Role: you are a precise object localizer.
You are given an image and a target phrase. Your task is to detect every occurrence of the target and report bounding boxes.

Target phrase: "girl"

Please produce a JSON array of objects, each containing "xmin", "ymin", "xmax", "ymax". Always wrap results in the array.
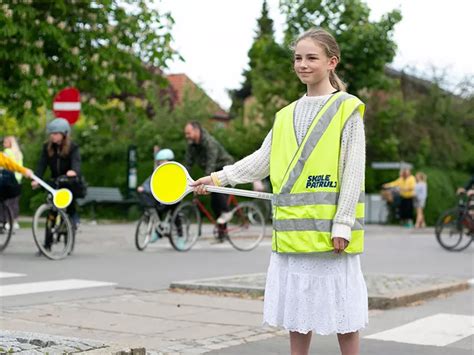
[
  {"xmin": 192, "ymin": 28, "xmax": 367, "ymax": 355},
  {"xmin": 3, "ymin": 136, "xmax": 25, "ymax": 229},
  {"xmin": 414, "ymin": 172, "xmax": 428, "ymax": 228}
]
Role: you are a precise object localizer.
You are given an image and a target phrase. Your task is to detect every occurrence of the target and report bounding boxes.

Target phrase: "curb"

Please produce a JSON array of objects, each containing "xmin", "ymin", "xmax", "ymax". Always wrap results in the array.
[
  {"xmin": 170, "ymin": 274, "xmax": 471, "ymax": 310},
  {"xmin": 368, "ymin": 280, "xmax": 470, "ymax": 309}
]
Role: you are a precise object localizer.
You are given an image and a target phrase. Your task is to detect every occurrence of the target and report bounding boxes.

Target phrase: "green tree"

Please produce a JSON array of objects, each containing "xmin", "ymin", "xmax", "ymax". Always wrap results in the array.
[
  {"xmin": 0, "ymin": 0, "xmax": 177, "ymax": 122},
  {"xmin": 229, "ymin": 0, "xmax": 289, "ymax": 125}
]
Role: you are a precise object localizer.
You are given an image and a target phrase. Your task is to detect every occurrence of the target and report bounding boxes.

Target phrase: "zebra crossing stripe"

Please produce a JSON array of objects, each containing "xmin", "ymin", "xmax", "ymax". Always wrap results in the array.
[
  {"xmin": 365, "ymin": 313, "xmax": 474, "ymax": 346},
  {"xmin": 0, "ymin": 272, "xmax": 26, "ymax": 279},
  {"xmin": 0, "ymin": 279, "xmax": 116, "ymax": 297}
]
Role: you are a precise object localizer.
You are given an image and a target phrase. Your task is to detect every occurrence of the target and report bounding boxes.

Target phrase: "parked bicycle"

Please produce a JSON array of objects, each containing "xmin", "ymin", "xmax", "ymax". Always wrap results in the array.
[
  {"xmin": 435, "ymin": 191, "xmax": 474, "ymax": 251},
  {"xmin": 0, "ymin": 198, "xmax": 13, "ymax": 252},
  {"xmin": 32, "ymin": 176, "xmax": 76, "ymax": 260},
  {"xmin": 170, "ymin": 195, "xmax": 266, "ymax": 252},
  {"xmin": 135, "ymin": 192, "xmax": 182, "ymax": 251}
]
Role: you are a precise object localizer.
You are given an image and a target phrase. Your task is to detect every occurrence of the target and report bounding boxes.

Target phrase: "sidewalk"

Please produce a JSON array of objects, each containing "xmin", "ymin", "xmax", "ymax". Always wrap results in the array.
[
  {"xmin": 1, "ymin": 273, "xmax": 469, "ymax": 354},
  {"xmin": 1, "ymin": 289, "xmax": 283, "ymax": 354}
]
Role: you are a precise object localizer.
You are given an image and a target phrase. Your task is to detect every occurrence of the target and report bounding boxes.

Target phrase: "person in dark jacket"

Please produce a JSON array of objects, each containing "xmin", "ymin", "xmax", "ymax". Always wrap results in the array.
[
  {"xmin": 32, "ymin": 118, "xmax": 82, "ymax": 241},
  {"xmin": 184, "ymin": 121, "xmax": 234, "ymax": 242}
]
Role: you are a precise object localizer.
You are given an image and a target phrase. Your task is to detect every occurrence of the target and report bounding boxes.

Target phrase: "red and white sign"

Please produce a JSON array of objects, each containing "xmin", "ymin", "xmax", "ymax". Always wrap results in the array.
[{"xmin": 53, "ymin": 87, "xmax": 81, "ymax": 125}]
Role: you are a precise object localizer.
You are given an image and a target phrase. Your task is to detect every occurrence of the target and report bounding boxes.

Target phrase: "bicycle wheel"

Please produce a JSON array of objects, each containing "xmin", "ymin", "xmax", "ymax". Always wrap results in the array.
[
  {"xmin": 227, "ymin": 202, "xmax": 266, "ymax": 251},
  {"xmin": 435, "ymin": 208, "xmax": 463, "ymax": 250},
  {"xmin": 170, "ymin": 202, "xmax": 201, "ymax": 252},
  {"xmin": 135, "ymin": 212, "xmax": 154, "ymax": 251},
  {"xmin": 450, "ymin": 220, "xmax": 473, "ymax": 251},
  {"xmin": 0, "ymin": 202, "xmax": 13, "ymax": 252},
  {"xmin": 32, "ymin": 204, "xmax": 74, "ymax": 260}
]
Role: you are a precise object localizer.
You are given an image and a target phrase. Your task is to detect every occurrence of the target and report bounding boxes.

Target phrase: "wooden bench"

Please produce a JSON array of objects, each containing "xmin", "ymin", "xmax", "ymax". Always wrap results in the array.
[{"xmin": 77, "ymin": 187, "xmax": 137, "ymax": 221}]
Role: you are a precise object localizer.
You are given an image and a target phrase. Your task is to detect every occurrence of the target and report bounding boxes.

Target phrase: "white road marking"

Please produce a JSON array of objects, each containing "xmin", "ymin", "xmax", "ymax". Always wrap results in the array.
[
  {"xmin": 0, "ymin": 279, "xmax": 116, "ymax": 297},
  {"xmin": 365, "ymin": 313, "xmax": 474, "ymax": 346},
  {"xmin": 0, "ymin": 272, "xmax": 26, "ymax": 279}
]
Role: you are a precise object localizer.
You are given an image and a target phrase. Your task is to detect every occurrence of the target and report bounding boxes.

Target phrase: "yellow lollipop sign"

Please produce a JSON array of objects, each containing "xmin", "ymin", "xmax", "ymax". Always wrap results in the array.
[
  {"xmin": 53, "ymin": 188, "xmax": 74, "ymax": 209},
  {"xmin": 31, "ymin": 174, "xmax": 73, "ymax": 209},
  {"xmin": 150, "ymin": 162, "xmax": 273, "ymax": 205},
  {"xmin": 150, "ymin": 162, "xmax": 192, "ymax": 204}
]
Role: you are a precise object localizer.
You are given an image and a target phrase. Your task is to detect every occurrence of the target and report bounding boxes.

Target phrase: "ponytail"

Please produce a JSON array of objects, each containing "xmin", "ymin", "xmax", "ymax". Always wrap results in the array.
[{"xmin": 329, "ymin": 71, "xmax": 346, "ymax": 92}]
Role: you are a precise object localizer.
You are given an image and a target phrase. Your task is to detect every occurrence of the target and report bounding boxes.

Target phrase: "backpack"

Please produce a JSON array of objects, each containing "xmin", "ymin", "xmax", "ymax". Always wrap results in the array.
[{"xmin": 0, "ymin": 169, "xmax": 21, "ymax": 199}]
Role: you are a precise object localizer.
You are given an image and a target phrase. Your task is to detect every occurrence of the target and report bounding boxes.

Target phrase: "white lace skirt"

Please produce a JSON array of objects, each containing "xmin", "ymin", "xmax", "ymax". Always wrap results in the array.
[{"xmin": 263, "ymin": 251, "xmax": 368, "ymax": 335}]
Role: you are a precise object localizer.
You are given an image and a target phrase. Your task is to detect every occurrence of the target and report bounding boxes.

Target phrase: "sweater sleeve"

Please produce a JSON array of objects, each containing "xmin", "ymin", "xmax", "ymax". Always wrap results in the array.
[
  {"xmin": 385, "ymin": 178, "xmax": 401, "ymax": 188},
  {"xmin": 0, "ymin": 153, "xmax": 28, "ymax": 175},
  {"xmin": 215, "ymin": 129, "xmax": 272, "ymax": 186},
  {"xmin": 331, "ymin": 110, "xmax": 366, "ymax": 242}
]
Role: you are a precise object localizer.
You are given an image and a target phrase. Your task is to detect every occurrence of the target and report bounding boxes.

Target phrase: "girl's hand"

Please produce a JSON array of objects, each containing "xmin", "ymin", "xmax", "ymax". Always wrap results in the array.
[
  {"xmin": 333, "ymin": 237, "xmax": 348, "ymax": 254},
  {"xmin": 190, "ymin": 176, "xmax": 213, "ymax": 195},
  {"xmin": 66, "ymin": 170, "xmax": 77, "ymax": 177}
]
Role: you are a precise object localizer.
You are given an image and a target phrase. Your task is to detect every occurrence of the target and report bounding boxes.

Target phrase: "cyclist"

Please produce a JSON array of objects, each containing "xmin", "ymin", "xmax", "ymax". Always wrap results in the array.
[
  {"xmin": 457, "ymin": 175, "xmax": 474, "ymax": 218},
  {"xmin": 31, "ymin": 118, "xmax": 83, "ymax": 254},
  {"xmin": 137, "ymin": 148, "xmax": 181, "ymax": 241},
  {"xmin": 457, "ymin": 175, "xmax": 474, "ymax": 196},
  {"xmin": 184, "ymin": 121, "xmax": 234, "ymax": 242}
]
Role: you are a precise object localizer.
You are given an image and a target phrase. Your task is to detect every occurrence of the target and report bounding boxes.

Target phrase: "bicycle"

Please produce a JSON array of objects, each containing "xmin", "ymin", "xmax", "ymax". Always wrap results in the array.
[
  {"xmin": 135, "ymin": 192, "xmax": 182, "ymax": 251},
  {"xmin": 32, "ymin": 176, "xmax": 75, "ymax": 260},
  {"xmin": 170, "ymin": 194, "xmax": 266, "ymax": 252},
  {"xmin": 435, "ymin": 192, "xmax": 474, "ymax": 251},
  {"xmin": 0, "ymin": 198, "xmax": 13, "ymax": 252}
]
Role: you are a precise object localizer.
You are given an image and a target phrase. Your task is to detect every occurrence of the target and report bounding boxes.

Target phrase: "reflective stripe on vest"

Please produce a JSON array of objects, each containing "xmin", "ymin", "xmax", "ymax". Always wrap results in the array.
[{"xmin": 270, "ymin": 92, "xmax": 365, "ymax": 254}]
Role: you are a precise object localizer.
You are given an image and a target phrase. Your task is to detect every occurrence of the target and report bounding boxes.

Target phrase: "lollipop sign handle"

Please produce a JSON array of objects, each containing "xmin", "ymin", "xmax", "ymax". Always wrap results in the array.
[
  {"xmin": 31, "ymin": 174, "xmax": 56, "ymax": 194},
  {"xmin": 204, "ymin": 185, "xmax": 273, "ymax": 201},
  {"xmin": 31, "ymin": 174, "xmax": 73, "ymax": 209}
]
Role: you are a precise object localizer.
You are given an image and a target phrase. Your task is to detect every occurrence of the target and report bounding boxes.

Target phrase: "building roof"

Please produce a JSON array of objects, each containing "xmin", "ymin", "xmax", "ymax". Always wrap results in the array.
[{"xmin": 167, "ymin": 73, "xmax": 230, "ymax": 120}]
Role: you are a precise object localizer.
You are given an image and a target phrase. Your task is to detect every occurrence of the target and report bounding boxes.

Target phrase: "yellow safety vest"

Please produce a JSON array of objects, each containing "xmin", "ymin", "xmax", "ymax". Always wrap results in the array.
[{"xmin": 270, "ymin": 92, "xmax": 365, "ymax": 254}]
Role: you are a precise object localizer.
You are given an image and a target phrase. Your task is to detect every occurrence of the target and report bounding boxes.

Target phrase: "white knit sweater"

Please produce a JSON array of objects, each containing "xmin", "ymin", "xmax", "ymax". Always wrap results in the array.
[{"xmin": 215, "ymin": 94, "xmax": 366, "ymax": 241}]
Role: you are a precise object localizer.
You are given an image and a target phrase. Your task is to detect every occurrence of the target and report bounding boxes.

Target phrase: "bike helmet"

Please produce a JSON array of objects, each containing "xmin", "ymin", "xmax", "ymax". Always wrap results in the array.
[
  {"xmin": 47, "ymin": 118, "xmax": 71, "ymax": 135},
  {"xmin": 155, "ymin": 148, "xmax": 174, "ymax": 161}
]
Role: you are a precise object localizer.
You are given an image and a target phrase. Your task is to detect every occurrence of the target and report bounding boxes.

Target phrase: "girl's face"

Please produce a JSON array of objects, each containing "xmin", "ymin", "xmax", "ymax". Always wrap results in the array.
[
  {"xmin": 50, "ymin": 132, "xmax": 64, "ymax": 144},
  {"xmin": 294, "ymin": 38, "xmax": 337, "ymax": 86},
  {"xmin": 3, "ymin": 138, "xmax": 10, "ymax": 149}
]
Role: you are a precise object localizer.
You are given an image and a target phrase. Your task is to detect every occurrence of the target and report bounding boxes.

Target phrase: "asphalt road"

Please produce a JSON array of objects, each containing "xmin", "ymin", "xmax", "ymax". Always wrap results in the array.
[{"xmin": 1, "ymin": 222, "xmax": 472, "ymax": 354}]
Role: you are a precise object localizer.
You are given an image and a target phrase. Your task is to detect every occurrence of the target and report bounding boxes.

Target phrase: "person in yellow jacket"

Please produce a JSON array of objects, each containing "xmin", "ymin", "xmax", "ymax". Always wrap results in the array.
[
  {"xmin": 0, "ymin": 152, "xmax": 32, "ymax": 179},
  {"xmin": 3, "ymin": 136, "xmax": 26, "ymax": 229},
  {"xmin": 383, "ymin": 167, "xmax": 416, "ymax": 227},
  {"xmin": 0, "ymin": 152, "xmax": 32, "ymax": 230},
  {"xmin": 192, "ymin": 28, "xmax": 367, "ymax": 355}
]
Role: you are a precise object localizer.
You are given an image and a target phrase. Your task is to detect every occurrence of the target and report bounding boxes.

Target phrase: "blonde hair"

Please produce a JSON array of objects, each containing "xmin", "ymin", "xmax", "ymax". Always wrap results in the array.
[
  {"xmin": 416, "ymin": 172, "xmax": 427, "ymax": 182},
  {"xmin": 4, "ymin": 136, "xmax": 23, "ymax": 163},
  {"xmin": 293, "ymin": 28, "xmax": 346, "ymax": 92}
]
